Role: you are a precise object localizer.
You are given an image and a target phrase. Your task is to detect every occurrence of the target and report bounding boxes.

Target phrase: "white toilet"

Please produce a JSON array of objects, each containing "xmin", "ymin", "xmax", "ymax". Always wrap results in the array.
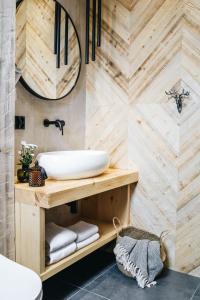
[{"xmin": 0, "ymin": 255, "xmax": 43, "ymax": 300}]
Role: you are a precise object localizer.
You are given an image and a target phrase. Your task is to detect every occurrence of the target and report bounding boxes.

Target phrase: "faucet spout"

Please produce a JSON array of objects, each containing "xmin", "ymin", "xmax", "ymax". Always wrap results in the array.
[
  {"xmin": 55, "ymin": 119, "xmax": 65, "ymax": 135},
  {"xmin": 43, "ymin": 119, "xmax": 65, "ymax": 135}
]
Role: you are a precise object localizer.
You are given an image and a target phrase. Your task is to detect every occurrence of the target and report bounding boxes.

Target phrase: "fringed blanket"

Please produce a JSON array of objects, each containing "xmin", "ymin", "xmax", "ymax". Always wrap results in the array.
[{"xmin": 114, "ymin": 236, "xmax": 163, "ymax": 288}]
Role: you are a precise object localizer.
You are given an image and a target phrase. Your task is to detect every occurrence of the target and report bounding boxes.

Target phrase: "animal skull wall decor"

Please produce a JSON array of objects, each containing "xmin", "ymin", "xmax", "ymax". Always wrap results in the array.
[{"xmin": 165, "ymin": 89, "xmax": 190, "ymax": 113}]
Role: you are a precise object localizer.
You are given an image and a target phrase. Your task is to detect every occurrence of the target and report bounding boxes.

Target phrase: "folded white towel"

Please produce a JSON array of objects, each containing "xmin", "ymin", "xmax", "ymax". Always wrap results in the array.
[
  {"xmin": 77, "ymin": 233, "xmax": 100, "ymax": 250},
  {"xmin": 46, "ymin": 222, "xmax": 77, "ymax": 253},
  {"xmin": 46, "ymin": 242, "xmax": 76, "ymax": 265},
  {"xmin": 68, "ymin": 221, "xmax": 99, "ymax": 243}
]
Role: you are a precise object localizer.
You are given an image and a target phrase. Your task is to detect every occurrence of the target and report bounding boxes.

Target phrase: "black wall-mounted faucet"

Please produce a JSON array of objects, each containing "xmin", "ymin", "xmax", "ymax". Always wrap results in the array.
[{"xmin": 43, "ymin": 119, "xmax": 65, "ymax": 135}]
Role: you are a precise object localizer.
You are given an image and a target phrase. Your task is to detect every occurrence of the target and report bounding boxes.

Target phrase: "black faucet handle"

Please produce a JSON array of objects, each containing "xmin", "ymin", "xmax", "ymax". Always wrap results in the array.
[
  {"xmin": 60, "ymin": 120, "xmax": 65, "ymax": 127},
  {"xmin": 55, "ymin": 119, "xmax": 65, "ymax": 135}
]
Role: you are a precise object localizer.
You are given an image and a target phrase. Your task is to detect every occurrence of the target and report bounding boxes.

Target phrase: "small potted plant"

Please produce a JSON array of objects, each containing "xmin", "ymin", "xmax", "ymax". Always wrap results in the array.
[{"xmin": 17, "ymin": 141, "xmax": 38, "ymax": 183}]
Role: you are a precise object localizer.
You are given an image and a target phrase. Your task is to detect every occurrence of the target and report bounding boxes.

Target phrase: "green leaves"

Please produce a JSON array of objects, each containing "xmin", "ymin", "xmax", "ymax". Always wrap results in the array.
[{"xmin": 18, "ymin": 141, "xmax": 38, "ymax": 167}]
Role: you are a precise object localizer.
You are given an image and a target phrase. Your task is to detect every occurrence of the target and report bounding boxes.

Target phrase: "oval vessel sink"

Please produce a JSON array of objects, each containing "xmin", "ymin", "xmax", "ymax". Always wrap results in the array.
[{"xmin": 37, "ymin": 150, "xmax": 110, "ymax": 180}]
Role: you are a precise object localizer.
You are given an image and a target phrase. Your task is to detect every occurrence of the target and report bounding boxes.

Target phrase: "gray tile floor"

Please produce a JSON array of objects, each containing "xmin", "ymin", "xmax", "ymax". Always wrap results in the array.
[{"xmin": 43, "ymin": 248, "xmax": 200, "ymax": 300}]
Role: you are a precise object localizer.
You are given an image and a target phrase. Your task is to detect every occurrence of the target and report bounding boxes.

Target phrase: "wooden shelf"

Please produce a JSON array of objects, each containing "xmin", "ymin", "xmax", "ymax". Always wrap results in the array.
[
  {"xmin": 15, "ymin": 168, "xmax": 138, "ymax": 208},
  {"xmin": 15, "ymin": 168, "xmax": 138, "ymax": 281},
  {"xmin": 41, "ymin": 220, "xmax": 116, "ymax": 281}
]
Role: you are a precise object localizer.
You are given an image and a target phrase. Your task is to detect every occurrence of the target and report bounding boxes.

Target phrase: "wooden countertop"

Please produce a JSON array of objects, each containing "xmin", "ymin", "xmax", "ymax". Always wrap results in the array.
[{"xmin": 15, "ymin": 168, "xmax": 138, "ymax": 208}]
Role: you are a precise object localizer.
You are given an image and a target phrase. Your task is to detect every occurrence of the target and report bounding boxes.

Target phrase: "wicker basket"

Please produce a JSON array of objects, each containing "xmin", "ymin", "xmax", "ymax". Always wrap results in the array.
[{"xmin": 113, "ymin": 217, "xmax": 167, "ymax": 278}]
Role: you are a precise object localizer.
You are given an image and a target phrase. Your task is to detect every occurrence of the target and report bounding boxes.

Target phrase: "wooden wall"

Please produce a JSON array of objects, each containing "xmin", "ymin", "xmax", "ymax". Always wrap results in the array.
[
  {"xmin": 176, "ymin": 0, "xmax": 200, "ymax": 277},
  {"xmin": 0, "ymin": 0, "xmax": 15, "ymax": 259},
  {"xmin": 86, "ymin": 0, "xmax": 200, "ymax": 276}
]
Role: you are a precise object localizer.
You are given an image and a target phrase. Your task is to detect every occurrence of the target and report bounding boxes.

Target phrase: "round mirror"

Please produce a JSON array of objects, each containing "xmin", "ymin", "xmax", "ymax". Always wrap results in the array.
[{"xmin": 16, "ymin": 0, "xmax": 81, "ymax": 100}]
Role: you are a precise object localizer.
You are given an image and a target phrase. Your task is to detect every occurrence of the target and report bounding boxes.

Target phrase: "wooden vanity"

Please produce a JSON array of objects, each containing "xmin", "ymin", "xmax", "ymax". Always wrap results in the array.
[{"xmin": 15, "ymin": 168, "xmax": 138, "ymax": 281}]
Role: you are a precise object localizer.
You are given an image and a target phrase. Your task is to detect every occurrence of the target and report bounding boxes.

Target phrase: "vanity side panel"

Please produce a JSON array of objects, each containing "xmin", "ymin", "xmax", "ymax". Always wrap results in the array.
[{"xmin": 15, "ymin": 190, "xmax": 45, "ymax": 274}]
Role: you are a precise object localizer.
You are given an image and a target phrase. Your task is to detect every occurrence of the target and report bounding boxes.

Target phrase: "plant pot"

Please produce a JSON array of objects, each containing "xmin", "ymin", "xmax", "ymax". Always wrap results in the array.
[{"xmin": 17, "ymin": 165, "xmax": 30, "ymax": 183}]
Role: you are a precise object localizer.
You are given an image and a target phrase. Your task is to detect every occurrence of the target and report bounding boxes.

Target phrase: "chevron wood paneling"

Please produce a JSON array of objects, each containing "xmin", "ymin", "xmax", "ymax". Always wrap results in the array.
[
  {"xmin": 128, "ymin": 102, "xmax": 179, "ymax": 267},
  {"xmin": 128, "ymin": 0, "xmax": 183, "ymax": 270},
  {"xmin": 16, "ymin": 0, "xmax": 81, "ymax": 99},
  {"xmin": 175, "ymin": 0, "xmax": 200, "ymax": 276},
  {"xmin": 86, "ymin": 0, "xmax": 200, "ymax": 276},
  {"xmin": 86, "ymin": 0, "xmax": 130, "ymax": 168}
]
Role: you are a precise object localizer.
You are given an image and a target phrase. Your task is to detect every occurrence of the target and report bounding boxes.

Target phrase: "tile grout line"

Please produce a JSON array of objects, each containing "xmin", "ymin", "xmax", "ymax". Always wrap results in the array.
[
  {"xmin": 66, "ymin": 262, "xmax": 116, "ymax": 299},
  {"xmin": 66, "ymin": 288, "xmax": 82, "ymax": 300},
  {"xmin": 189, "ymin": 282, "xmax": 200, "ymax": 300},
  {"xmin": 81, "ymin": 289, "xmax": 110, "ymax": 300},
  {"xmin": 67, "ymin": 283, "xmax": 110, "ymax": 300},
  {"xmin": 68, "ymin": 285, "xmax": 111, "ymax": 300}
]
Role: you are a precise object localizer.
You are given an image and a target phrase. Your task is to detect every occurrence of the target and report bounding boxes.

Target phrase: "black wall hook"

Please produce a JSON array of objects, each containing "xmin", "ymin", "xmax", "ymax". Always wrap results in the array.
[{"xmin": 165, "ymin": 89, "xmax": 190, "ymax": 113}]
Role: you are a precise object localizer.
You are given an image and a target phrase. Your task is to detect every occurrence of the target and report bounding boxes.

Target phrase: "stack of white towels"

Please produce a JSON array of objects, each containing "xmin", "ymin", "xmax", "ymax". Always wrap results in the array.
[{"xmin": 46, "ymin": 221, "xmax": 100, "ymax": 265}]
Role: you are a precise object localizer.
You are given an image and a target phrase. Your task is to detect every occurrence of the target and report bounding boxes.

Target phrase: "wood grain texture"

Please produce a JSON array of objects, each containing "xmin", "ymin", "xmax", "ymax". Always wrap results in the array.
[
  {"xmin": 15, "ymin": 202, "xmax": 45, "ymax": 274},
  {"xmin": 81, "ymin": 185, "xmax": 133, "ymax": 226},
  {"xmin": 86, "ymin": 0, "xmax": 200, "ymax": 276},
  {"xmin": 176, "ymin": 0, "xmax": 200, "ymax": 275},
  {"xmin": 0, "ymin": 0, "xmax": 15, "ymax": 259},
  {"xmin": 42, "ymin": 183, "xmax": 133, "ymax": 281},
  {"xmin": 15, "ymin": 170, "xmax": 134, "ymax": 280},
  {"xmin": 15, "ymin": 168, "xmax": 138, "ymax": 208},
  {"xmin": 85, "ymin": 0, "xmax": 130, "ymax": 169},
  {"xmin": 16, "ymin": 0, "xmax": 81, "ymax": 99}
]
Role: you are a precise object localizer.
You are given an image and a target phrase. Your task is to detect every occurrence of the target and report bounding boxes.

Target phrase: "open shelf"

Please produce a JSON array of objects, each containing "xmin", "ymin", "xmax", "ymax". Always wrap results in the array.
[
  {"xmin": 15, "ymin": 168, "xmax": 138, "ymax": 280},
  {"xmin": 41, "ymin": 220, "xmax": 116, "ymax": 281}
]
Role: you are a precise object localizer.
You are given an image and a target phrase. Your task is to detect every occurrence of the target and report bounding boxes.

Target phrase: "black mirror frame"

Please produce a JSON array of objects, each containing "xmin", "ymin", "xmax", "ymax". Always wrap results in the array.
[{"xmin": 16, "ymin": 0, "xmax": 82, "ymax": 101}]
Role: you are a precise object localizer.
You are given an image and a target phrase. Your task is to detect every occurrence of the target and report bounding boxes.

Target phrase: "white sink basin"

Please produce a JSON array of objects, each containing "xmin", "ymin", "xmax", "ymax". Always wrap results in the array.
[{"xmin": 37, "ymin": 150, "xmax": 110, "ymax": 180}]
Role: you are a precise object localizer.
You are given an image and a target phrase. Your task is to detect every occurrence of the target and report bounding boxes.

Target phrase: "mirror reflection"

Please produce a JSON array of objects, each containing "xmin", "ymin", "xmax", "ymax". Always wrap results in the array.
[{"xmin": 16, "ymin": 0, "xmax": 81, "ymax": 100}]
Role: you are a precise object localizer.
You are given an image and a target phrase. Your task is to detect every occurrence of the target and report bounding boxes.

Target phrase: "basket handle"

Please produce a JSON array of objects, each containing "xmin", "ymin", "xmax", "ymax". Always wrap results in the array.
[
  {"xmin": 160, "ymin": 230, "xmax": 169, "ymax": 242},
  {"xmin": 160, "ymin": 230, "xmax": 169, "ymax": 263},
  {"xmin": 113, "ymin": 217, "xmax": 122, "ymax": 237}
]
